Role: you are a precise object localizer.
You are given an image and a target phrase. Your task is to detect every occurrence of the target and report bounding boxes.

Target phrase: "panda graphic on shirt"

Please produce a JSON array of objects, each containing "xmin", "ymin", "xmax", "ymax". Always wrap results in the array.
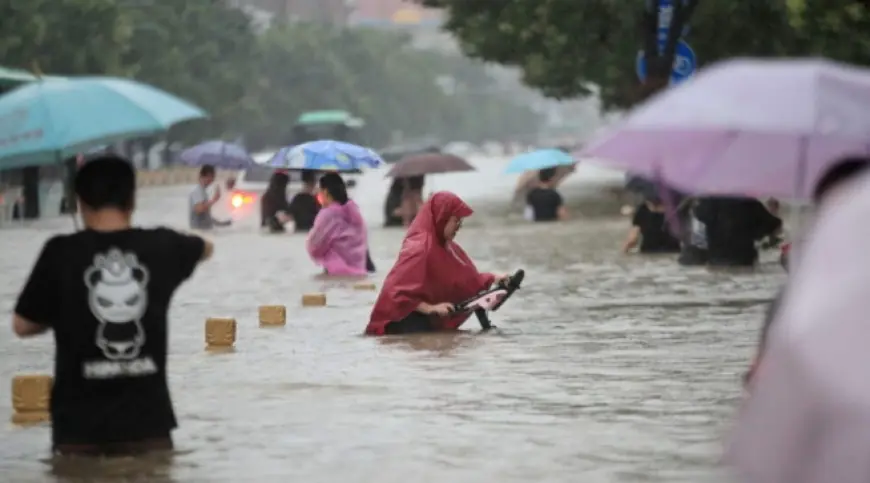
[{"xmin": 84, "ymin": 248, "xmax": 150, "ymax": 361}]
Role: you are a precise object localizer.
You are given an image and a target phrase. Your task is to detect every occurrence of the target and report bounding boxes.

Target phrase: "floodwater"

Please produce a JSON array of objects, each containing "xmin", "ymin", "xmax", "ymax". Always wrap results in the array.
[{"xmin": 0, "ymin": 156, "xmax": 785, "ymax": 482}]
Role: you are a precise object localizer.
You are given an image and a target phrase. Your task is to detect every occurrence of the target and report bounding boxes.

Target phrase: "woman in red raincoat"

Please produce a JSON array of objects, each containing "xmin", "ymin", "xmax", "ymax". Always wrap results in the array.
[{"xmin": 366, "ymin": 192, "xmax": 507, "ymax": 335}]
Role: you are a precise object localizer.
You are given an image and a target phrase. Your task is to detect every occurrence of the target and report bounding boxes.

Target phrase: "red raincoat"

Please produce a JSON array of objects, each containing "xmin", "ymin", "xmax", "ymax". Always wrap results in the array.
[{"xmin": 366, "ymin": 192, "xmax": 495, "ymax": 335}]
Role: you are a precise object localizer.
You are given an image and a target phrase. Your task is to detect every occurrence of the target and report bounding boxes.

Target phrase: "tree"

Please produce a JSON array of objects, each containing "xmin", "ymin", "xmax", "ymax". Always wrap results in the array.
[
  {"xmin": 247, "ymin": 24, "xmax": 541, "ymax": 148},
  {"xmin": 120, "ymin": 0, "xmax": 261, "ymax": 137},
  {"xmin": 0, "ymin": 1, "xmax": 542, "ymax": 150},
  {"xmin": 786, "ymin": 0, "xmax": 870, "ymax": 64},
  {"xmin": 0, "ymin": 0, "xmax": 131, "ymax": 75},
  {"xmin": 417, "ymin": 0, "xmax": 795, "ymax": 110}
]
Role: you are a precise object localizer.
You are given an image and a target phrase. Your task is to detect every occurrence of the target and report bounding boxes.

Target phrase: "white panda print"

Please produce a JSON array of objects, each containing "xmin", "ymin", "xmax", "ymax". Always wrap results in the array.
[{"xmin": 84, "ymin": 248, "xmax": 150, "ymax": 361}]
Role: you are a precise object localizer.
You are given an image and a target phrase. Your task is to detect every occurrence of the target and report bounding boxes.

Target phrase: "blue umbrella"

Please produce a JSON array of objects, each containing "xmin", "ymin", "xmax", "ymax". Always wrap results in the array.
[
  {"xmin": 0, "ymin": 77, "xmax": 207, "ymax": 170},
  {"xmin": 505, "ymin": 149, "xmax": 576, "ymax": 174},
  {"xmin": 179, "ymin": 140, "xmax": 254, "ymax": 169},
  {"xmin": 266, "ymin": 139, "xmax": 383, "ymax": 171}
]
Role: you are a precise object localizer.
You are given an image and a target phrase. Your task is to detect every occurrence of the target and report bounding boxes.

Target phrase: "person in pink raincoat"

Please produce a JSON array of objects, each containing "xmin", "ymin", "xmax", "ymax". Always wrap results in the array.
[{"xmin": 306, "ymin": 173, "xmax": 369, "ymax": 276}]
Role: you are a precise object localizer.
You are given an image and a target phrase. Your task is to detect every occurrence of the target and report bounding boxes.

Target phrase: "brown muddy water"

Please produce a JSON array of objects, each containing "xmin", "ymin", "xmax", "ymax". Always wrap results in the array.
[{"xmin": 0, "ymin": 158, "xmax": 785, "ymax": 482}]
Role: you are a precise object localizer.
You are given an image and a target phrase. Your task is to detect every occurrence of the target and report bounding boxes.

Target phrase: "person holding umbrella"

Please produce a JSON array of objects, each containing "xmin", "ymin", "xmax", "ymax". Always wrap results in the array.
[
  {"xmin": 306, "ymin": 173, "xmax": 369, "ymax": 276},
  {"xmin": 395, "ymin": 175, "xmax": 425, "ymax": 226},
  {"xmin": 525, "ymin": 167, "xmax": 568, "ymax": 222},
  {"xmin": 383, "ymin": 153, "xmax": 475, "ymax": 227}
]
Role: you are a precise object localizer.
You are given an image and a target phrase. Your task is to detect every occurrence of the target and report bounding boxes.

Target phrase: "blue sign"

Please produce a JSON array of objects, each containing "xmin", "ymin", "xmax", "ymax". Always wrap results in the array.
[{"xmin": 636, "ymin": 39, "xmax": 697, "ymax": 85}]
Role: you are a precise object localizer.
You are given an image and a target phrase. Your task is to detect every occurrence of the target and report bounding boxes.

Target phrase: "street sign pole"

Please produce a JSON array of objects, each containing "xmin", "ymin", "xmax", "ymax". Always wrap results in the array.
[{"xmin": 636, "ymin": 0, "xmax": 697, "ymax": 85}]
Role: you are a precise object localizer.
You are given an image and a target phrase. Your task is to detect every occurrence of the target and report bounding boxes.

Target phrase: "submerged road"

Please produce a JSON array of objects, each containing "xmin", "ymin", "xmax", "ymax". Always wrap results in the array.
[{"xmin": 0, "ymin": 156, "xmax": 784, "ymax": 482}]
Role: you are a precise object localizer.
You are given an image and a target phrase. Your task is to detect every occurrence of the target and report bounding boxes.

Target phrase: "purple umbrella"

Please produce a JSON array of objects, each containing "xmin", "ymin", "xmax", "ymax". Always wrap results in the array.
[
  {"xmin": 579, "ymin": 58, "xmax": 870, "ymax": 200},
  {"xmin": 180, "ymin": 140, "xmax": 255, "ymax": 169}
]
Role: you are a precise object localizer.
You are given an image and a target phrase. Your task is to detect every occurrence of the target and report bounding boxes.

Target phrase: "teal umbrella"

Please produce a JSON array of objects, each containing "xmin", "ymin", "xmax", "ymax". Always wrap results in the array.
[
  {"xmin": 0, "ymin": 77, "xmax": 207, "ymax": 170},
  {"xmin": 504, "ymin": 149, "xmax": 576, "ymax": 174}
]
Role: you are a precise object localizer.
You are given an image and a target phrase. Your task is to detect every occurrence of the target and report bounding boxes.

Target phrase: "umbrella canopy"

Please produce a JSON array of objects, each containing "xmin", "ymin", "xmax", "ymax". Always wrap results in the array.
[
  {"xmin": 727, "ymin": 174, "xmax": 870, "ymax": 483},
  {"xmin": 266, "ymin": 140, "xmax": 383, "ymax": 171},
  {"xmin": 580, "ymin": 58, "xmax": 870, "ymax": 200},
  {"xmin": 0, "ymin": 77, "xmax": 207, "ymax": 170},
  {"xmin": 505, "ymin": 148, "xmax": 576, "ymax": 174},
  {"xmin": 179, "ymin": 140, "xmax": 255, "ymax": 169},
  {"xmin": 385, "ymin": 153, "xmax": 474, "ymax": 178},
  {"xmin": 511, "ymin": 164, "xmax": 576, "ymax": 203}
]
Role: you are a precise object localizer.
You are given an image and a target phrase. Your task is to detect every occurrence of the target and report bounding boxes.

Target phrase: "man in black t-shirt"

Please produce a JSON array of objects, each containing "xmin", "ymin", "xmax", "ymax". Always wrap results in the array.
[
  {"xmin": 12, "ymin": 155, "xmax": 213, "ymax": 456},
  {"xmin": 525, "ymin": 167, "xmax": 568, "ymax": 222}
]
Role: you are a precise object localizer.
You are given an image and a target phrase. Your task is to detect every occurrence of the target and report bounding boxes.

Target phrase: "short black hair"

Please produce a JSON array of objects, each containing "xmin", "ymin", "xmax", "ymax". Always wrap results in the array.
[
  {"xmin": 74, "ymin": 155, "xmax": 136, "ymax": 211},
  {"xmin": 301, "ymin": 169, "xmax": 317, "ymax": 184},
  {"xmin": 199, "ymin": 165, "xmax": 216, "ymax": 178},
  {"xmin": 539, "ymin": 167, "xmax": 557, "ymax": 183},
  {"xmin": 813, "ymin": 157, "xmax": 870, "ymax": 202},
  {"xmin": 319, "ymin": 172, "xmax": 348, "ymax": 205}
]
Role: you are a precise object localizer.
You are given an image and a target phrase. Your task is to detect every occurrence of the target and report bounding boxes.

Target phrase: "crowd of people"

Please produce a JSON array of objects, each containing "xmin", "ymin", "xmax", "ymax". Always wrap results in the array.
[
  {"xmin": 9, "ymin": 154, "xmax": 512, "ymax": 456},
  {"xmin": 622, "ymin": 187, "xmax": 784, "ymax": 268},
  {"xmin": 13, "ymin": 149, "xmax": 870, "ymax": 483}
]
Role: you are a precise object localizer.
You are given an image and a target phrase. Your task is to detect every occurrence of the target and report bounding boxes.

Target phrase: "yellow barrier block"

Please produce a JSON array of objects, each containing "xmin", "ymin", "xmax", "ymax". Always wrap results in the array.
[
  {"xmin": 205, "ymin": 318, "xmax": 236, "ymax": 351},
  {"xmin": 259, "ymin": 305, "xmax": 286, "ymax": 326},
  {"xmin": 301, "ymin": 293, "xmax": 327, "ymax": 307},
  {"xmin": 11, "ymin": 374, "xmax": 52, "ymax": 425}
]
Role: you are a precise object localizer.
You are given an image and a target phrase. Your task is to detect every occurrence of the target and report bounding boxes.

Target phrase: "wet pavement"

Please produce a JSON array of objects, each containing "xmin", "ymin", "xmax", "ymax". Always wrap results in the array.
[{"xmin": 0, "ymin": 156, "xmax": 785, "ymax": 482}]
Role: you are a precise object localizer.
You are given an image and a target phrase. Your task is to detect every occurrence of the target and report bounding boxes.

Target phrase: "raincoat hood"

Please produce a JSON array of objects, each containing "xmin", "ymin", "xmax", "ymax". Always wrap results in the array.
[{"xmin": 407, "ymin": 191, "xmax": 473, "ymax": 245}]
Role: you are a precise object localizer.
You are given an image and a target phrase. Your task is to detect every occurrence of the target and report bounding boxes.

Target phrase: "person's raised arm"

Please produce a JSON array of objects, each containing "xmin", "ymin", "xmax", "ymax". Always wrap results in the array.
[
  {"xmin": 622, "ymin": 226, "xmax": 641, "ymax": 253},
  {"xmin": 193, "ymin": 187, "xmax": 221, "ymax": 214},
  {"xmin": 160, "ymin": 228, "xmax": 211, "ymax": 282},
  {"xmin": 13, "ymin": 237, "xmax": 62, "ymax": 338},
  {"xmin": 556, "ymin": 192, "xmax": 569, "ymax": 220},
  {"xmin": 623, "ymin": 207, "xmax": 644, "ymax": 253}
]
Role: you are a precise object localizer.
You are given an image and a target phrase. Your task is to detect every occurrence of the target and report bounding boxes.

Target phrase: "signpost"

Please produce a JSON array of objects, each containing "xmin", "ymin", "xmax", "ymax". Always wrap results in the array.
[{"xmin": 636, "ymin": 0, "xmax": 696, "ymax": 85}]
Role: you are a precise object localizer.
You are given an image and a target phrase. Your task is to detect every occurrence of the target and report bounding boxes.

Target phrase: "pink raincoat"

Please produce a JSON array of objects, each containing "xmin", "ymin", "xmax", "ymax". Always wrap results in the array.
[{"xmin": 306, "ymin": 200, "xmax": 368, "ymax": 276}]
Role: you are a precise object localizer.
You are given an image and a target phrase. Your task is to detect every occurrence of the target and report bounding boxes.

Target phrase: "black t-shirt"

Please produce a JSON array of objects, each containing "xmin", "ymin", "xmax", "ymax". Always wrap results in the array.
[
  {"xmin": 14, "ymin": 228, "xmax": 205, "ymax": 446},
  {"xmin": 261, "ymin": 190, "xmax": 292, "ymax": 233},
  {"xmin": 526, "ymin": 187, "xmax": 563, "ymax": 222},
  {"xmin": 695, "ymin": 197, "xmax": 783, "ymax": 266},
  {"xmin": 631, "ymin": 203, "xmax": 681, "ymax": 253},
  {"xmin": 288, "ymin": 193, "xmax": 320, "ymax": 232}
]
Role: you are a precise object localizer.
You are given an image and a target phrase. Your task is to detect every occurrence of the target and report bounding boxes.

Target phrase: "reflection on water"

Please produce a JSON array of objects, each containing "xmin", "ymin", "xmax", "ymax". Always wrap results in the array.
[
  {"xmin": 44, "ymin": 451, "xmax": 180, "ymax": 482},
  {"xmin": 0, "ymin": 159, "xmax": 783, "ymax": 482}
]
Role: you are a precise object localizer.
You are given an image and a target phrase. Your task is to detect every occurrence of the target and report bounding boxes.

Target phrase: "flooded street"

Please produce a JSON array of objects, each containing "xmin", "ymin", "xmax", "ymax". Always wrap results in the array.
[{"xmin": 0, "ymin": 156, "xmax": 785, "ymax": 482}]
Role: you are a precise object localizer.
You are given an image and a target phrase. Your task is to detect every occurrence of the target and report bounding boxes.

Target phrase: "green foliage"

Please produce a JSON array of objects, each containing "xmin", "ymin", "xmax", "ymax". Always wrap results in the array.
[
  {"xmin": 122, "ymin": 0, "xmax": 261, "ymax": 137},
  {"xmin": 246, "ymin": 25, "xmax": 540, "ymax": 147},
  {"xmin": 419, "ymin": 0, "xmax": 806, "ymax": 110},
  {"xmin": 0, "ymin": 0, "xmax": 542, "ymax": 148},
  {"xmin": 786, "ymin": 0, "xmax": 870, "ymax": 64},
  {"xmin": 0, "ymin": 0, "xmax": 132, "ymax": 75}
]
